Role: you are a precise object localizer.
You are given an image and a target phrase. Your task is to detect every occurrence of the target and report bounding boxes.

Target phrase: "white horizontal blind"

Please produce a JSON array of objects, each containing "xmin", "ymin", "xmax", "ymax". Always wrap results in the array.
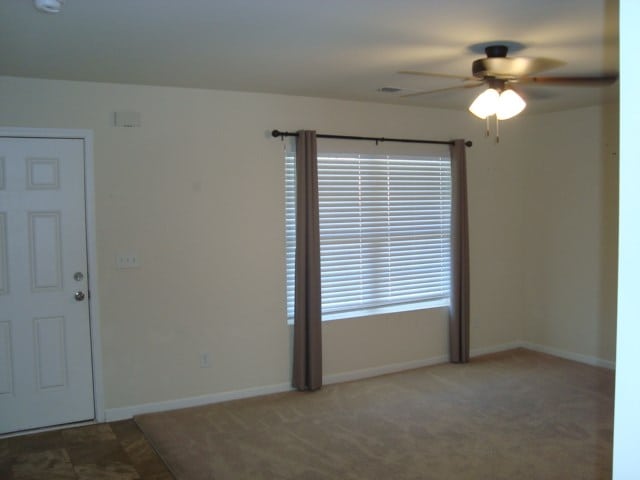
[
  {"xmin": 286, "ymin": 152, "xmax": 451, "ymax": 320},
  {"xmin": 285, "ymin": 153, "xmax": 297, "ymax": 319}
]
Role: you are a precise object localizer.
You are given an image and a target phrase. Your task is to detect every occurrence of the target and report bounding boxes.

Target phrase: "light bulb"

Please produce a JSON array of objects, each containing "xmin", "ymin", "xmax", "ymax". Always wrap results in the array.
[
  {"xmin": 496, "ymin": 90, "xmax": 526, "ymax": 120},
  {"xmin": 468, "ymin": 88, "xmax": 499, "ymax": 119}
]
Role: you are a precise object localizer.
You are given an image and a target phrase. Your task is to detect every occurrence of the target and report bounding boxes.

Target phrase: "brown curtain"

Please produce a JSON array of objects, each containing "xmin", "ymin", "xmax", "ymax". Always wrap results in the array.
[
  {"xmin": 449, "ymin": 139, "xmax": 470, "ymax": 363},
  {"xmin": 292, "ymin": 130, "xmax": 323, "ymax": 390}
]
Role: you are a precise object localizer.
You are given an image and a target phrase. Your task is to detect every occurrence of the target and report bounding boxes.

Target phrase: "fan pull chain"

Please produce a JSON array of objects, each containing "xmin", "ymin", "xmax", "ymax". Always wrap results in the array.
[{"xmin": 480, "ymin": 115, "xmax": 502, "ymax": 143}]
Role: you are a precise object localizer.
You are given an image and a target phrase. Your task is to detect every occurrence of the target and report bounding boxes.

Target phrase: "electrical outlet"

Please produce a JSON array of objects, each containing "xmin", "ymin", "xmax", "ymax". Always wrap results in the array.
[
  {"xmin": 199, "ymin": 352, "xmax": 212, "ymax": 368},
  {"xmin": 116, "ymin": 252, "xmax": 140, "ymax": 269}
]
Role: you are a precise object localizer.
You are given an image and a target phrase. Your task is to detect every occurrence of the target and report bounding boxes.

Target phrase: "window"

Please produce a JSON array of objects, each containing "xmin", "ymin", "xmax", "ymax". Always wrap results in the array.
[{"xmin": 286, "ymin": 150, "xmax": 451, "ymax": 321}]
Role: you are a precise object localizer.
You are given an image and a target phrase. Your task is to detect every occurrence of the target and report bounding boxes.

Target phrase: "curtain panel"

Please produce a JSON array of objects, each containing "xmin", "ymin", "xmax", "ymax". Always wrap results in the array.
[
  {"xmin": 449, "ymin": 139, "xmax": 470, "ymax": 363},
  {"xmin": 292, "ymin": 130, "xmax": 323, "ymax": 390}
]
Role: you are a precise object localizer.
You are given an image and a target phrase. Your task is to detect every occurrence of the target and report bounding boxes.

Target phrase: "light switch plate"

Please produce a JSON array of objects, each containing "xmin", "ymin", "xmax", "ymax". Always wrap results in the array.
[
  {"xmin": 116, "ymin": 253, "xmax": 140, "ymax": 269},
  {"xmin": 114, "ymin": 111, "xmax": 141, "ymax": 128}
]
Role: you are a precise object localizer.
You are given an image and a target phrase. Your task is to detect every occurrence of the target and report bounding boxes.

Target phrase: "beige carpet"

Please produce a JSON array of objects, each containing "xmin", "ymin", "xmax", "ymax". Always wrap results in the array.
[{"xmin": 135, "ymin": 349, "xmax": 614, "ymax": 480}]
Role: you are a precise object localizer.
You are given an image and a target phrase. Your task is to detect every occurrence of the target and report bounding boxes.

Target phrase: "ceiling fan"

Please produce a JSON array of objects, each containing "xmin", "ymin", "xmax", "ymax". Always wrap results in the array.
[{"xmin": 399, "ymin": 44, "xmax": 618, "ymax": 122}]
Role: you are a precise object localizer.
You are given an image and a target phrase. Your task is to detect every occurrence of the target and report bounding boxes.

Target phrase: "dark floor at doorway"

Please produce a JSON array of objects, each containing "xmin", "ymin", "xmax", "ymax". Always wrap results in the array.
[{"xmin": 0, "ymin": 420, "xmax": 173, "ymax": 479}]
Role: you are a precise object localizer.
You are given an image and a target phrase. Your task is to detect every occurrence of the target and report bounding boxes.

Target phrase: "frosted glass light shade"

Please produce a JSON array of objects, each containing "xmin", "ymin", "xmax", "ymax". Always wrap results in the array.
[
  {"xmin": 34, "ymin": 0, "xmax": 64, "ymax": 13},
  {"xmin": 468, "ymin": 88, "xmax": 499, "ymax": 118},
  {"xmin": 496, "ymin": 89, "xmax": 526, "ymax": 119}
]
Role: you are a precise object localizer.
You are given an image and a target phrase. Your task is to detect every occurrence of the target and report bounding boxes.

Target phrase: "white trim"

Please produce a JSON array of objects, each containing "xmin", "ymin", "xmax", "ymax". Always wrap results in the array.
[
  {"xmin": 321, "ymin": 300, "xmax": 449, "ymax": 323},
  {"xmin": 107, "ymin": 355, "xmax": 453, "ymax": 421},
  {"xmin": 0, "ymin": 127, "xmax": 104, "ymax": 423},
  {"xmin": 105, "ymin": 340, "xmax": 614, "ymax": 422},
  {"xmin": 325, "ymin": 340, "xmax": 527, "ymax": 388},
  {"xmin": 0, "ymin": 127, "xmax": 92, "ymax": 140},
  {"xmin": 522, "ymin": 342, "xmax": 616, "ymax": 370},
  {"xmin": 323, "ymin": 354, "xmax": 449, "ymax": 385},
  {"xmin": 0, "ymin": 420, "xmax": 96, "ymax": 440},
  {"xmin": 83, "ymin": 132, "xmax": 106, "ymax": 421},
  {"xmin": 470, "ymin": 341, "xmax": 526, "ymax": 358},
  {"xmin": 105, "ymin": 382, "xmax": 294, "ymax": 422}
]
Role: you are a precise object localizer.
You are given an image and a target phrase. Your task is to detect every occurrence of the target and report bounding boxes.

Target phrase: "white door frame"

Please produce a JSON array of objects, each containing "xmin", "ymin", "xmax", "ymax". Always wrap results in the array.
[{"xmin": 0, "ymin": 127, "xmax": 104, "ymax": 424}]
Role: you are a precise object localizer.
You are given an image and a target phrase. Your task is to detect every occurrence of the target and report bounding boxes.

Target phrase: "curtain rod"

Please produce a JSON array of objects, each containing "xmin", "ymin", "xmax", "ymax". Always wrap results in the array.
[{"xmin": 271, "ymin": 129, "xmax": 472, "ymax": 148}]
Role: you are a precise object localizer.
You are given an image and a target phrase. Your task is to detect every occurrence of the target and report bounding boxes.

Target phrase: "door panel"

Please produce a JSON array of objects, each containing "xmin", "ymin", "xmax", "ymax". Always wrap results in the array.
[
  {"xmin": 0, "ymin": 321, "xmax": 12, "ymax": 395},
  {"xmin": 0, "ymin": 137, "xmax": 94, "ymax": 434},
  {"xmin": 29, "ymin": 211, "xmax": 64, "ymax": 291},
  {"xmin": 0, "ymin": 213, "xmax": 7, "ymax": 295},
  {"xmin": 34, "ymin": 316, "xmax": 67, "ymax": 390}
]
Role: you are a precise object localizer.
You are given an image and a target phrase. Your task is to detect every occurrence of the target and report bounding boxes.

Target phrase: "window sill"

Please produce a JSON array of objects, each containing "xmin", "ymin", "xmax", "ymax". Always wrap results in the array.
[{"xmin": 287, "ymin": 298, "xmax": 449, "ymax": 325}]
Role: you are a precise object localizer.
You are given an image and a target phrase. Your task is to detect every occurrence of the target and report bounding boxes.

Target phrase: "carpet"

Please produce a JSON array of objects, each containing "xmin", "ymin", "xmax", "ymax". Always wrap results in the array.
[{"xmin": 135, "ymin": 349, "xmax": 614, "ymax": 480}]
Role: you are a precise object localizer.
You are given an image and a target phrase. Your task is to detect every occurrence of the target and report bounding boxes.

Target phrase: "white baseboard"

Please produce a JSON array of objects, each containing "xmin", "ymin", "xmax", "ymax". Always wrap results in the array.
[
  {"xmin": 105, "ymin": 382, "xmax": 293, "ymax": 422},
  {"xmin": 470, "ymin": 341, "xmax": 526, "ymax": 358},
  {"xmin": 323, "ymin": 354, "xmax": 449, "ymax": 385},
  {"xmin": 107, "ymin": 356, "xmax": 453, "ymax": 421},
  {"xmin": 325, "ymin": 341, "xmax": 528, "ymax": 386},
  {"xmin": 522, "ymin": 342, "xmax": 616, "ymax": 370},
  {"xmin": 104, "ymin": 340, "xmax": 614, "ymax": 422}
]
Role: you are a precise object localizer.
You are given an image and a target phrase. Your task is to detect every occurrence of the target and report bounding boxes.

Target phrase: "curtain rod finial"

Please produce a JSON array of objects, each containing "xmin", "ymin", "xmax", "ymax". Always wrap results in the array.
[{"xmin": 465, "ymin": 140, "xmax": 473, "ymax": 147}]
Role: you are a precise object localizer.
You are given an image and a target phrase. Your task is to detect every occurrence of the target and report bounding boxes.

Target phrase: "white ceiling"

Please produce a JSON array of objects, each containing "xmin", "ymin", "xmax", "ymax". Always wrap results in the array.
[{"xmin": 0, "ymin": 0, "xmax": 619, "ymax": 114}]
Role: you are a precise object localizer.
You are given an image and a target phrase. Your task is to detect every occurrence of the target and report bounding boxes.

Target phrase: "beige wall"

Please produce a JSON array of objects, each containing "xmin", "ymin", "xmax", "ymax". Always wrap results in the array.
[
  {"xmin": 0, "ymin": 75, "xmax": 613, "ymax": 413},
  {"xmin": 521, "ymin": 104, "xmax": 619, "ymax": 363}
]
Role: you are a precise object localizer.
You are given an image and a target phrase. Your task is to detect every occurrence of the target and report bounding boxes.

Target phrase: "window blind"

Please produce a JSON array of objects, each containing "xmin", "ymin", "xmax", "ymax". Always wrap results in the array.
[{"xmin": 286, "ymin": 152, "xmax": 451, "ymax": 320}]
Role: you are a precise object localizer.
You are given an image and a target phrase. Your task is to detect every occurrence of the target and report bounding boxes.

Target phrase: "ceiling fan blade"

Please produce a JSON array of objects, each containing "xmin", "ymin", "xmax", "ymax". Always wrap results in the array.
[
  {"xmin": 400, "ymin": 82, "xmax": 484, "ymax": 98},
  {"xmin": 476, "ymin": 57, "xmax": 566, "ymax": 78},
  {"xmin": 398, "ymin": 70, "xmax": 476, "ymax": 81},
  {"xmin": 516, "ymin": 74, "xmax": 619, "ymax": 86},
  {"xmin": 505, "ymin": 84, "xmax": 553, "ymax": 101}
]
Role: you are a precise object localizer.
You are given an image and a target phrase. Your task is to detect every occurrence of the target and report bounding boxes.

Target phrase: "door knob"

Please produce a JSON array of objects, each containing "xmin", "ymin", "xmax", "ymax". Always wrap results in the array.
[{"xmin": 74, "ymin": 291, "xmax": 86, "ymax": 301}]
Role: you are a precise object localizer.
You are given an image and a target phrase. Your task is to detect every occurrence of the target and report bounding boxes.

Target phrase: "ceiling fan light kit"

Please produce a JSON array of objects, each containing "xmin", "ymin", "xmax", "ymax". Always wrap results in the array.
[
  {"xmin": 469, "ymin": 87, "xmax": 527, "ymax": 120},
  {"xmin": 495, "ymin": 89, "xmax": 526, "ymax": 120},
  {"xmin": 33, "ymin": 0, "xmax": 64, "ymax": 14},
  {"xmin": 399, "ymin": 43, "xmax": 617, "ymax": 142},
  {"xmin": 468, "ymin": 87, "xmax": 526, "ymax": 143},
  {"xmin": 468, "ymin": 88, "xmax": 500, "ymax": 119}
]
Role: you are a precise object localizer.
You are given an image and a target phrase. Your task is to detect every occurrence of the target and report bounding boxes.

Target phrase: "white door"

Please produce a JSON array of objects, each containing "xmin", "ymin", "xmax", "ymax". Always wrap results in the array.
[{"xmin": 0, "ymin": 137, "xmax": 94, "ymax": 434}]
